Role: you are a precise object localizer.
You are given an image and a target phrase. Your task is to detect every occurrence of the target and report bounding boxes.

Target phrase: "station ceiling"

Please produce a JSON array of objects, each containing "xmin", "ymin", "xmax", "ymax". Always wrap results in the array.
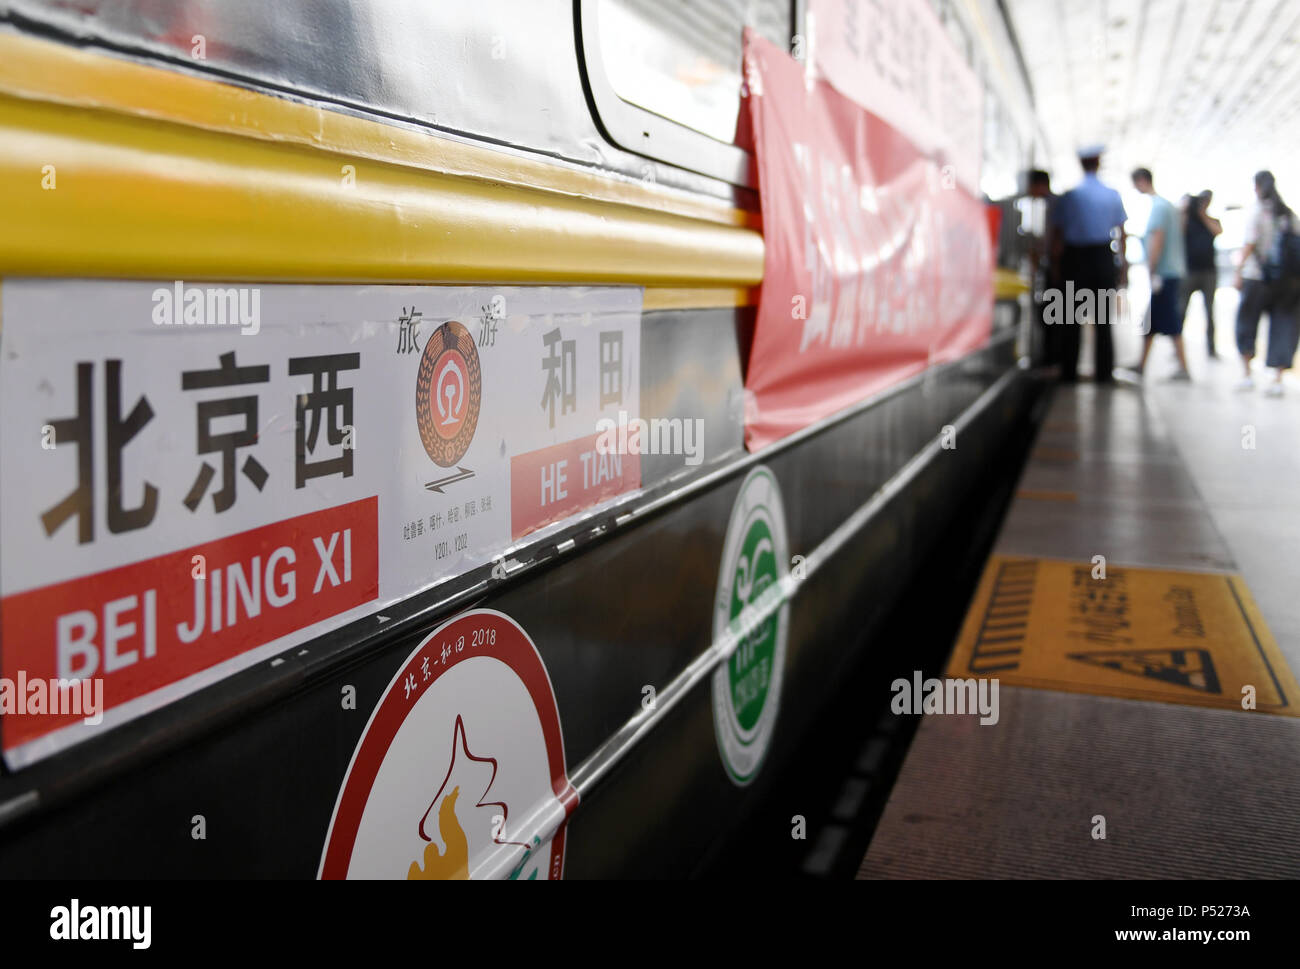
[{"xmin": 1005, "ymin": 0, "xmax": 1300, "ymax": 212}]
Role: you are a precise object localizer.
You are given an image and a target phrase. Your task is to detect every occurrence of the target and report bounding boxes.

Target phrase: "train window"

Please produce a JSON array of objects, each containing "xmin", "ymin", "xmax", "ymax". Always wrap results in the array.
[
  {"xmin": 9, "ymin": 0, "xmax": 616, "ymax": 174},
  {"xmin": 596, "ymin": 0, "xmax": 789, "ymax": 143},
  {"xmin": 577, "ymin": 0, "xmax": 791, "ymax": 186}
]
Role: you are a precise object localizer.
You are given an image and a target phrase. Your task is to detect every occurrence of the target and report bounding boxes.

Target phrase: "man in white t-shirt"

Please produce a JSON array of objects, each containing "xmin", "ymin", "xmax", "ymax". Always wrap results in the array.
[{"xmin": 1238, "ymin": 201, "xmax": 1276, "ymax": 284}]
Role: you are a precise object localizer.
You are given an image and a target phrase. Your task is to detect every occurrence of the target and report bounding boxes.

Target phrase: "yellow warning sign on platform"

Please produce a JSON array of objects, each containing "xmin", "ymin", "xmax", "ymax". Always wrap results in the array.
[{"xmin": 948, "ymin": 557, "xmax": 1300, "ymax": 715}]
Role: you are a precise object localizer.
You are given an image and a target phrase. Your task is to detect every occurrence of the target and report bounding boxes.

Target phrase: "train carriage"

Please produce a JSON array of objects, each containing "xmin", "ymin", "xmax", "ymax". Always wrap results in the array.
[{"xmin": 0, "ymin": 0, "xmax": 1041, "ymax": 877}]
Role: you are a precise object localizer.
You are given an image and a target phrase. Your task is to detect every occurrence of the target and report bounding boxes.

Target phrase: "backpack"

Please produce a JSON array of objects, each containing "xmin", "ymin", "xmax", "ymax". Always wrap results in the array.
[{"xmin": 1263, "ymin": 211, "xmax": 1300, "ymax": 301}]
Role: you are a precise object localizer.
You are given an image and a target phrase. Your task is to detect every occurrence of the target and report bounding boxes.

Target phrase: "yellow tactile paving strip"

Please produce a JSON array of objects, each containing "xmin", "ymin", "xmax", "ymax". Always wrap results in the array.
[{"xmin": 948, "ymin": 556, "xmax": 1300, "ymax": 716}]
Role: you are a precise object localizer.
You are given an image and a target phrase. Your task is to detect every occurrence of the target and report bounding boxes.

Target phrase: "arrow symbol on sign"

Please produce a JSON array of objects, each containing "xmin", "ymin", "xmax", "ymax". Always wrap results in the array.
[
  {"xmin": 425, "ymin": 466, "xmax": 476, "ymax": 493},
  {"xmin": 377, "ymin": 615, "xmax": 391, "ymax": 623}
]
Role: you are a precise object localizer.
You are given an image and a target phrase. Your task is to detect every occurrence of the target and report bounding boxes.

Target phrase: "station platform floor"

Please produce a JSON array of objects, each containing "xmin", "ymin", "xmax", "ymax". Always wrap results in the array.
[{"xmin": 860, "ymin": 292, "xmax": 1300, "ymax": 879}]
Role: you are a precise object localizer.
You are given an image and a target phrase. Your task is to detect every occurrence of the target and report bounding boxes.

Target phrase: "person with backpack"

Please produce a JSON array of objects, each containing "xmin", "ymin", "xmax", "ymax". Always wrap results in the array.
[{"xmin": 1235, "ymin": 171, "xmax": 1300, "ymax": 397}]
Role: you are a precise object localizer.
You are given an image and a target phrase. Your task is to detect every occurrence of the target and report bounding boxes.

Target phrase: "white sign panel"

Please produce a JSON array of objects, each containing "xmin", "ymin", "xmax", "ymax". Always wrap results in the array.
[{"xmin": 0, "ymin": 280, "xmax": 641, "ymax": 767}]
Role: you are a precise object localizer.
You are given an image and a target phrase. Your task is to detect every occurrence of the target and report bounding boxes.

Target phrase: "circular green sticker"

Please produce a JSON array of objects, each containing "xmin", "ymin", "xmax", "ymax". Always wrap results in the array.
[{"xmin": 712, "ymin": 466, "xmax": 789, "ymax": 785}]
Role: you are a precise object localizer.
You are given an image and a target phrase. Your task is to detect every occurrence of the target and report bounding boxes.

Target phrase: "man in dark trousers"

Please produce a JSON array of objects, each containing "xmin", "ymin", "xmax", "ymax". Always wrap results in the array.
[
  {"xmin": 1026, "ymin": 170, "xmax": 1061, "ymax": 370},
  {"xmin": 1049, "ymin": 146, "xmax": 1129, "ymax": 383},
  {"xmin": 1180, "ymin": 190, "xmax": 1223, "ymax": 358}
]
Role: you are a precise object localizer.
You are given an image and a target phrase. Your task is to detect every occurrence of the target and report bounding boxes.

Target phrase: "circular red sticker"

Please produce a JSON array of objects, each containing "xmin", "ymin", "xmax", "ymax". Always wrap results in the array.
[
  {"xmin": 416, "ymin": 321, "xmax": 481, "ymax": 467},
  {"xmin": 320, "ymin": 610, "xmax": 577, "ymax": 880}
]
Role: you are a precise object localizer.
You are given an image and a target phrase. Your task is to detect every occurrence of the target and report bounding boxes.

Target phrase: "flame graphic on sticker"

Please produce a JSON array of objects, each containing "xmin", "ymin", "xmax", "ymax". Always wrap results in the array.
[{"xmin": 406, "ymin": 714, "xmax": 530, "ymax": 880}]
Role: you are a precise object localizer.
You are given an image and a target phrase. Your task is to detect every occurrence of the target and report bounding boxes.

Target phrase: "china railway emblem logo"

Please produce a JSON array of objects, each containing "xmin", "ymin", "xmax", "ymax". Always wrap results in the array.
[
  {"xmin": 712, "ymin": 466, "xmax": 789, "ymax": 785},
  {"xmin": 319, "ymin": 610, "xmax": 577, "ymax": 880},
  {"xmin": 416, "ymin": 320, "xmax": 481, "ymax": 468}
]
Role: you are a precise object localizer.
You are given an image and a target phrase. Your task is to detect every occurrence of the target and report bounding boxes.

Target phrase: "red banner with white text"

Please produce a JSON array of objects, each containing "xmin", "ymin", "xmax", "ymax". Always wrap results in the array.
[{"xmin": 741, "ymin": 29, "xmax": 993, "ymax": 451}]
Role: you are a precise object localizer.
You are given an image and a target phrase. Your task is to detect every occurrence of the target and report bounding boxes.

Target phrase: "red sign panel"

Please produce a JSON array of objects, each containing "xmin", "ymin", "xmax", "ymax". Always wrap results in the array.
[
  {"xmin": 510, "ymin": 432, "xmax": 641, "ymax": 540},
  {"xmin": 741, "ymin": 30, "xmax": 994, "ymax": 451},
  {"xmin": 2, "ymin": 497, "xmax": 379, "ymax": 752}
]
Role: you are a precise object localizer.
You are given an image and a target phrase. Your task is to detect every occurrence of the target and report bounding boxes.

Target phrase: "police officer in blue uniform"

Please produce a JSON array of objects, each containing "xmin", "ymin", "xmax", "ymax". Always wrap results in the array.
[{"xmin": 1050, "ymin": 146, "xmax": 1129, "ymax": 383}]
